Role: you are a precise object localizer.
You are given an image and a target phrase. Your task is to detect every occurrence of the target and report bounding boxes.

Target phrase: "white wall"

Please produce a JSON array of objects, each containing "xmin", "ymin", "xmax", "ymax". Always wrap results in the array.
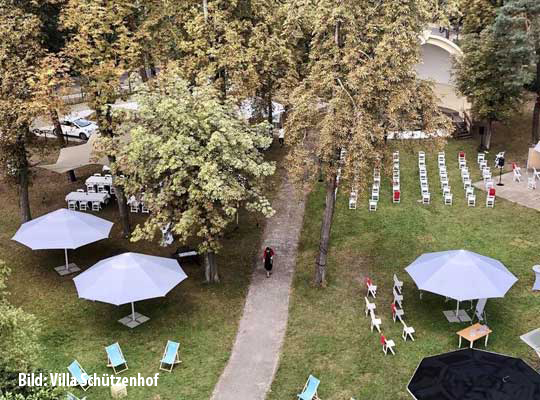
[{"xmin": 415, "ymin": 43, "xmax": 453, "ymax": 85}]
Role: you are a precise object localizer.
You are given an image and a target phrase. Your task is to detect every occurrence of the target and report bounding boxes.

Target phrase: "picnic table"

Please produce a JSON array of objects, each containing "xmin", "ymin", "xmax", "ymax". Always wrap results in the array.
[
  {"xmin": 66, "ymin": 191, "xmax": 109, "ymax": 206},
  {"xmin": 457, "ymin": 323, "xmax": 492, "ymax": 349}
]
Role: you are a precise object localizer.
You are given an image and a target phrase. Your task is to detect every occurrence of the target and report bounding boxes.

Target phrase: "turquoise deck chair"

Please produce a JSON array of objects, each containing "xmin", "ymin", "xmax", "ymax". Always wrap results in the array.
[
  {"xmin": 297, "ymin": 375, "xmax": 321, "ymax": 400},
  {"xmin": 159, "ymin": 340, "xmax": 181, "ymax": 372},
  {"xmin": 105, "ymin": 342, "xmax": 128, "ymax": 374},
  {"xmin": 67, "ymin": 360, "xmax": 90, "ymax": 391}
]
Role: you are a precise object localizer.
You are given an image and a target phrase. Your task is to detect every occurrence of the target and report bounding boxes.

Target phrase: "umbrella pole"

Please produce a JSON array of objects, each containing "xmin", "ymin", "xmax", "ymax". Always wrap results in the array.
[
  {"xmin": 456, "ymin": 300, "xmax": 460, "ymax": 317},
  {"xmin": 64, "ymin": 249, "xmax": 69, "ymax": 271},
  {"xmin": 131, "ymin": 302, "xmax": 136, "ymax": 322}
]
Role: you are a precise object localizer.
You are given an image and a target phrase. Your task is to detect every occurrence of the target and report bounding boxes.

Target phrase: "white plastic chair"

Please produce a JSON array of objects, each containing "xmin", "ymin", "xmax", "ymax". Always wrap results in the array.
[
  {"xmin": 365, "ymin": 278, "xmax": 377, "ymax": 298},
  {"xmin": 77, "ymin": 189, "xmax": 85, "ymax": 193},
  {"xmin": 465, "ymin": 186, "xmax": 474, "ymax": 197},
  {"xmin": 369, "ymin": 199, "xmax": 377, "ymax": 212},
  {"xmin": 92, "ymin": 201, "xmax": 101, "ymax": 211},
  {"xmin": 141, "ymin": 203, "xmax": 150, "ymax": 213},
  {"xmin": 422, "ymin": 192, "xmax": 430, "ymax": 204},
  {"xmin": 364, "ymin": 296, "xmax": 376, "ymax": 317},
  {"xmin": 381, "ymin": 335, "xmax": 396, "ymax": 355},
  {"xmin": 370, "ymin": 309, "xmax": 382, "ymax": 333},
  {"xmin": 393, "ymin": 288, "xmax": 403, "ymax": 308},
  {"xmin": 130, "ymin": 203, "xmax": 139, "ymax": 213},
  {"xmin": 486, "ymin": 195, "xmax": 495, "ymax": 208},
  {"xmin": 68, "ymin": 200, "xmax": 77, "ymax": 210},
  {"xmin": 528, "ymin": 177, "xmax": 537, "ymax": 190},
  {"xmin": 393, "ymin": 274, "xmax": 403, "ymax": 294},
  {"xmin": 444, "ymin": 193, "xmax": 453, "ymax": 205},
  {"xmin": 401, "ymin": 320, "xmax": 415, "ymax": 341},
  {"xmin": 349, "ymin": 191, "xmax": 357, "ymax": 210},
  {"xmin": 467, "ymin": 194, "xmax": 476, "ymax": 207},
  {"xmin": 513, "ymin": 168, "xmax": 522, "ymax": 182},
  {"xmin": 534, "ymin": 168, "xmax": 540, "ymax": 181},
  {"xmin": 391, "ymin": 304, "xmax": 404, "ymax": 323},
  {"xmin": 477, "ymin": 153, "xmax": 485, "ymax": 164},
  {"xmin": 78, "ymin": 201, "xmax": 87, "ymax": 211}
]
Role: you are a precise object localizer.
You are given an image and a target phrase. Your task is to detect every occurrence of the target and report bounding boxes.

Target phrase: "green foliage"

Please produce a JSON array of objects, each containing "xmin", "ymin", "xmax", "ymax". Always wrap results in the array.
[
  {"xmin": 0, "ymin": 261, "xmax": 41, "ymax": 373},
  {"xmin": 0, "ymin": 368, "xmax": 60, "ymax": 400},
  {"xmin": 116, "ymin": 65, "xmax": 276, "ymax": 254},
  {"xmin": 455, "ymin": 0, "xmax": 523, "ymax": 124}
]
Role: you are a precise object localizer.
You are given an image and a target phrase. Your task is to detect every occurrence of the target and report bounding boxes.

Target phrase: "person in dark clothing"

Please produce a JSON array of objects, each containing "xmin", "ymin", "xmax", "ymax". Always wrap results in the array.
[{"xmin": 263, "ymin": 247, "xmax": 274, "ymax": 278}]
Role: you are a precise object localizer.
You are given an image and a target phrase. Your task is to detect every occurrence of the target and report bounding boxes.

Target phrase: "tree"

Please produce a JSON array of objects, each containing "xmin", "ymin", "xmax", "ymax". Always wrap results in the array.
[
  {"xmin": 454, "ymin": 0, "xmax": 522, "ymax": 150},
  {"xmin": 0, "ymin": 2, "xmax": 46, "ymax": 223},
  {"xmin": 284, "ymin": 0, "xmax": 450, "ymax": 286},
  {"xmin": 61, "ymin": 0, "xmax": 142, "ymax": 237},
  {"xmin": 115, "ymin": 66, "xmax": 275, "ymax": 283},
  {"xmin": 494, "ymin": 0, "xmax": 540, "ymax": 144}
]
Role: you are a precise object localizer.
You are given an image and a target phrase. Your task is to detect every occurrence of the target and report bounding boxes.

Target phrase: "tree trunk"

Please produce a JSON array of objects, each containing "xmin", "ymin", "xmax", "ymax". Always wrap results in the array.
[
  {"xmin": 67, "ymin": 170, "xmax": 76, "ymax": 182},
  {"xmin": 314, "ymin": 171, "xmax": 337, "ymax": 287},
  {"xmin": 16, "ymin": 134, "xmax": 31, "ymax": 222},
  {"xmin": 98, "ymin": 104, "xmax": 131, "ymax": 237},
  {"xmin": 149, "ymin": 62, "xmax": 157, "ymax": 78},
  {"xmin": 532, "ymin": 58, "xmax": 540, "ymax": 145},
  {"xmin": 202, "ymin": 0, "xmax": 208, "ymax": 23},
  {"xmin": 267, "ymin": 88, "xmax": 273, "ymax": 130},
  {"xmin": 50, "ymin": 108, "xmax": 65, "ymax": 147},
  {"xmin": 204, "ymin": 251, "xmax": 219, "ymax": 283},
  {"xmin": 484, "ymin": 119, "xmax": 493, "ymax": 150},
  {"xmin": 139, "ymin": 67, "xmax": 149, "ymax": 83},
  {"xmin": 111, "ymin": 180, "xmax": 131, "ymax": 238}
]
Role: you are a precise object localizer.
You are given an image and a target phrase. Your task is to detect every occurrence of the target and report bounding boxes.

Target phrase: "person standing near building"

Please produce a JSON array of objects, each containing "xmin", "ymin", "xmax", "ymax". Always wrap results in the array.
[
  {"xmin": 278, "ymin": 129, "xmax": 285, "ymax": 147},
  {"xmin": 263, "ymin": 246, "xmax": 274, "ymax": 278}
]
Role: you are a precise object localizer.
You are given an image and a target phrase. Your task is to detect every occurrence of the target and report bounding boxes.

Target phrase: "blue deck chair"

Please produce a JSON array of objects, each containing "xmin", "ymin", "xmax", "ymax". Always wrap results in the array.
[
  {"xmin": 67, "ymin": 360, "xmax": 90, "ymax": 391},
  {"xmin": 159, "ymin": 340, "xmax": 181, "ymax": 372},
  {"xmin": 105, "ymin": 342, "xmax": 128, "ymax": 374},
  {"xmin": 297, "ymin": 375, "xmax": 321, "ymax": 400},
  {"xmin": 66, "ymin": 392, "xmax": 86, "ymax": 400}
]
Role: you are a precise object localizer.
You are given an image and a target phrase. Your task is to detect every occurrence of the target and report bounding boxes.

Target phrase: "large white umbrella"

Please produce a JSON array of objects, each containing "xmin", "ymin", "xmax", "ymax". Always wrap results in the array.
[
  {"xmin": 73, "ymin": 252, "xmax": 188, "ymax": 328},
  {"xmin": 405, "ymin": 250, "xmax": 518, "ymax": 317},
  {"xmin": 12, "ymin": 208, "xmax": 113, "ymax": 275}
]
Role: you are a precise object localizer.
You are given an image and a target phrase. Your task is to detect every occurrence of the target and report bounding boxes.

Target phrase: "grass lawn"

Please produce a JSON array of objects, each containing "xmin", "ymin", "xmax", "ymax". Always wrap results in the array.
[
  {"xmin": 0, "ymin": 138, "xmax": 285, "ymax": 400},
  {"xmin": 268, "ymin": 105, "xmax": 540, "ymax": 400}
]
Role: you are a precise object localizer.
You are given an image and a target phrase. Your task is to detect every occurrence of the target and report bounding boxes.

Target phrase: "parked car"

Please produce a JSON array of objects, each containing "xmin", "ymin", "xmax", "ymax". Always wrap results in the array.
[{"xmin": 33, "ymin": 117, "xmax": 98, "ymax": 141}]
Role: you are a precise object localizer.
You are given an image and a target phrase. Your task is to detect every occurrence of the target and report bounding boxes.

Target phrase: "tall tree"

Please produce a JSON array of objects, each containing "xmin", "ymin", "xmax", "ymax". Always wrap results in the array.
[
  {"xmin": 61, "ymin": 0, "xmax": 141, "ymax": 237},
  {"xmin": 454, "ymin": 0, "xmax": 521, "ymax": 150},
  {"xmin": 494, "ymin": 0, "xmax": 540, "ymax": 144},
  {"xmin": 115, "ymin": 66, "xmax": 275, "ymax": 283},
  {"xmin": 0, "ymin": 2, "xmax": 45, "ymax": 223},
  {"xmin": 285, "ymin": 0, "xmax": 449, "ymax": 286}
]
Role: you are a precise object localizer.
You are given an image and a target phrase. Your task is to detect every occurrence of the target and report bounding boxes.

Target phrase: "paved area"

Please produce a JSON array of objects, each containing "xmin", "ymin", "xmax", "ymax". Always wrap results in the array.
[
  {"xmin": 210, "ymin": 173, "xmax": 306, "ymax": 400},
  {"xmin": 473, "ymin": 172, "xmax": 540, "ymax": 210}
]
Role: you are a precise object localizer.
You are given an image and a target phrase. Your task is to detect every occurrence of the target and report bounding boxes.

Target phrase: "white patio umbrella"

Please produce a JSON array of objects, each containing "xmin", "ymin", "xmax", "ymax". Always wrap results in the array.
[
  {"xmin": 73, "ymin": 252, "xmax": 188, "ymax": 328},
  {"xmin": 405, "ymin": 250, "xmax": 518, "ymax": 317},
  {"xmin": 12, "ymin": 208, "xmax": 113, "ymax": 275}
]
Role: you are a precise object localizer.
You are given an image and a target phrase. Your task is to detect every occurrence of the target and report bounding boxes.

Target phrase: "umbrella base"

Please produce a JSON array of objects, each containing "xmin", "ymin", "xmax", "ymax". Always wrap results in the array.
[
  {"xmin": 118, "ymin": 312, "xmax": 150, "ymax": 328},
  {"xmin": 458, "ymin": 309, "xmax": 472, "ymax": 322},
  {"xmin": 54, "ymin": 263, "xmax": 81, "ymax": 276},
  {"xmin": 444, "ymin": 310, "xmax": 472, "ymax": 323}
]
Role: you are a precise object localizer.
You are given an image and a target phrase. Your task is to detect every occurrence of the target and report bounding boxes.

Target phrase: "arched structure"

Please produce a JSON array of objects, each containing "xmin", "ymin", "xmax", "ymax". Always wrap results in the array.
[{"xmin": 415, "ymin": 30, "xmax": 470, "ymax": 118}]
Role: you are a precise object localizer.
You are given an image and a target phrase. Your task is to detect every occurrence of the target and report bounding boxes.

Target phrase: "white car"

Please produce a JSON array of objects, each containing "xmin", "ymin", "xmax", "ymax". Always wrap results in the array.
[{"xmin": 33, "ymin": 117, "xmax": 98, "ymax": 141}]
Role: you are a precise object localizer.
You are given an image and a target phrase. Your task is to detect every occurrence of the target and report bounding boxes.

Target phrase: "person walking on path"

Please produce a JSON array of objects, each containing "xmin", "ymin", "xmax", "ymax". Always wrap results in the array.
[
  {"xmin": 263, "ymin": 247, "xmax": 274, "ymax": 277},
  {"xmin": 278, "ymin": 128, "xmax": 285, "ymax": 147}
]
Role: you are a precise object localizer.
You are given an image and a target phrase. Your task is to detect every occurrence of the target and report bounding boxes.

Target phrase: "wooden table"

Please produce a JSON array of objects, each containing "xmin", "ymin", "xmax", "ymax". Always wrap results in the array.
[{"xmin": 457, "ymin": 323, "xmax": 492, "ymax": 349}]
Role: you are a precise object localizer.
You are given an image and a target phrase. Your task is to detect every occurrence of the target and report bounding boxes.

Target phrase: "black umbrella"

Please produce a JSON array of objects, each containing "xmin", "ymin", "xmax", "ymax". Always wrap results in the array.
[{"xmin": 408, "ymin": 348, "xmax": 540, "ymax": 400}]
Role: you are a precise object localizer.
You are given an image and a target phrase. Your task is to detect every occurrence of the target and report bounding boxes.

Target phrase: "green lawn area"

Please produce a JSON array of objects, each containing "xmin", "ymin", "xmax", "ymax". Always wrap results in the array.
[
  {"xmin": 268, "ymin": 108, "xmax": 540, "ymax": 399},
  {"xmin": 0, "ymin": 140, "xmax": 284, "ymax": 399}
]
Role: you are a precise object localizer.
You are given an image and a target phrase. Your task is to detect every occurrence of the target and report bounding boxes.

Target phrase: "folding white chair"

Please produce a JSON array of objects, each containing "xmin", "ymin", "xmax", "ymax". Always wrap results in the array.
[
  {"xmin": 109, "ymin": 186, "xmax": 116, "ymax": 195},
  {"xmin": 513, "ymin": 168, "xmax": 522, "ymax": 182},
  {"xmin": 77, "ymin": 189, "xmax": 85, "ymax": 193},
  {"xmin": 371, "ymin": 187, "xmax": 379, "ymax": 202},
  {"xmin": 92, "ymin": 201, "xmax": 101, "ymax": 211},
  {"xmin": 78, "ymin": 201, "xmax": 87, "ymax": 211},
  {"xmin": 381, "ymin": 334, "xmax": 396, "ymax": 355},
  {"xmin": 401, "ymin": 320, "xmax": 415, "ymax": 341},
  {"xmin": 365, "ymin": 278, "xmax": 377, "ymax": 298},
  {"xmin": 391, "ymin": 303, "xmax": 404, "ymax": 323},
  {"xmin": 465, "ymin": 186, "xmax": 474, "ymax": 198},
  {"xmin": 130, "ymin": 202, "xmax": 139, "ymax": 213},
  {"xmin": 444, "ymin": 193, "xmax": 453, "ymax": 205},
  {"xmin": 68, "ymin": 200, "xmax": 77, "ymax": 210},
  {"xmin": 467, "ymin": 194, "xmax": 476, "ymax": 207},
  {"xmin": 442, "ymin": 185, "xmax": 451, "ymax": 195},
  {"xmin": 477, "ymin": 153, "xmax": 485, "ymax": 164},
  {"xmin": 141, "ymin": 203, "xmax": 150, "ymax": 213},
  {"xmin": 86, "ymin": 184, "xmax": 94, "ymax": 192},
  {"xmin": 528, "ymin": 177, "xmax": 537, "ymax": 190},
  {"xmin": 463, "ymin": 179, "xmax": 472, "ymax": 189},
  {"xmin": 369, "ymin": 309, "xmax": 382, "ymax": 333},
  {"xmin": 422, "ymin": 192, "xmax": 430, "ymax": 204},
  {"xmin": 93, "ymin": 173, "xmax": 101, "ymax": 177},
  {"xmin": 364, "ymin": 296, "xmax": 376, "ymax": 317},
  {"xmin": 485, "ymin": 179, "xmax": 494, "ymax": 190},
  {"xmin": 393, "ymin": 288, "xmax": 403, "ymax": 308},
  {"xmin": 368, "ymin": 199, "xmax": 377, "ymax": 212},
  {"xmin": 393, "ymin": 274, "xmax": 403, "ymax": 294},
  {"xmin": 486, "ymin": 195, "xmax": 495, "ymax": 208},
  {"xmin": 534, "ymin": 168, "xmax": 540, "ymax": 181},
  {"xmin": 88, "ymin": 187, "xmax": 96, "ymax": 193},
  {"xmin": 349, "ymin": 191, "xmax": 357, "ymax": 210}
]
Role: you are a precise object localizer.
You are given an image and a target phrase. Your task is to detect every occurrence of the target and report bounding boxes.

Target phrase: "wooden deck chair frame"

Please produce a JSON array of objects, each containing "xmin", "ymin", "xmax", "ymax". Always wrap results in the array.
[
  {"xmin": 106, "ymin": 343, "xmax": 129, "ymax": 374},
  {"xmin": 159, "ymin": 341, "xmax": 182, "ymax": 372}
]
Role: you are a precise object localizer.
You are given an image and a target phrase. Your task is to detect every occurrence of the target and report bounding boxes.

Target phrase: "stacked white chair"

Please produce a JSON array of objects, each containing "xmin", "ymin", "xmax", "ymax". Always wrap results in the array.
[
  {"xmin": 418, "ymin": 152, "xmax": 430, "ymax": 204},
  {"xmin": 392, "ymin": 152, "xmax": 401, "ymax": 204},
  {"xmin": 438, "ymin": 152, "xmax": 452, "ymax": 205}
]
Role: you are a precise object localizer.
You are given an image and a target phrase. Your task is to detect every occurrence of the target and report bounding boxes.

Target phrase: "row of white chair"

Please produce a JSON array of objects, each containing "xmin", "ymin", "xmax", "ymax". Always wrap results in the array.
[
  {"xmin": 439, "ymin": 152, "xmax": 453, "ymax": 205},
  {"xmin": 418, "ymin": 152, "xmax": 430, "ymax": 204}
]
